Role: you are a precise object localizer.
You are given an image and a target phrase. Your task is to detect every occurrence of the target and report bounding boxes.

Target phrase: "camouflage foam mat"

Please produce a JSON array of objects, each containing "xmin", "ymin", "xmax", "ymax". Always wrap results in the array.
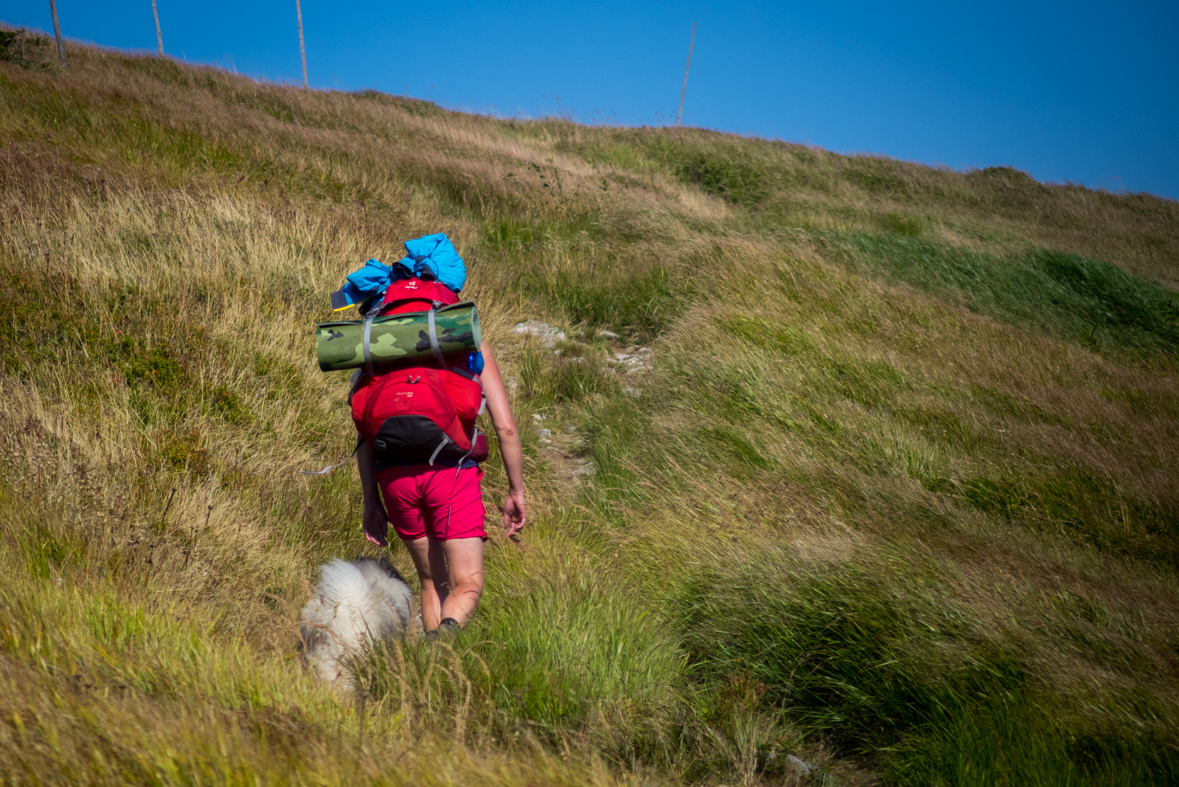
[{"xmin": 315, "ymin": 302, "xmax": 480, "ymax": 372}]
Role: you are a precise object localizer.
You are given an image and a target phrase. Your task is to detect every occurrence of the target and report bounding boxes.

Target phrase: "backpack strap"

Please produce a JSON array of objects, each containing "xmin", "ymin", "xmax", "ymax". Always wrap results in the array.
[
  {"xmin": 428, "ymin": 435, "xmax": 451, "ymax": 466},
  {"xmin": 361, "ymin": 313, "xmax": 376, "ymax": 376},
  {"xmin": 298, "ymin": 439, "xmax": 362, "ymax": 476},
  {"xmin": 426, "ymin": 307, "xmax": 447, "ymax": 367},
  {"xmin": 360, "ymin": 299, "xmax": 384, "ymax": 377}
]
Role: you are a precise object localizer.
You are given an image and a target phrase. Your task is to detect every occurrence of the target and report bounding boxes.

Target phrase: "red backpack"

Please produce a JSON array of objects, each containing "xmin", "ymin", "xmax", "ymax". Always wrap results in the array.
[{"xmin": 350, "ymin": 278, "xmax": 488, "ymax": 466}]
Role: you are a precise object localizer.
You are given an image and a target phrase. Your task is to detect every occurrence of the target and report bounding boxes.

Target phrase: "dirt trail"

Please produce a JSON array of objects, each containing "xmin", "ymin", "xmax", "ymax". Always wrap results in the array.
[{"xmin": 509, "ymin": 322, "xmax": 655, "ymax": 498}]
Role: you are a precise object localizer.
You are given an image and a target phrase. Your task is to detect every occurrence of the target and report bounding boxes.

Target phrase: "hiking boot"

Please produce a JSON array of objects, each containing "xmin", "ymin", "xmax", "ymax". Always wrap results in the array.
[{"xmin": 426, "ymin": 617, "xmax": 462, "ymax": 642}]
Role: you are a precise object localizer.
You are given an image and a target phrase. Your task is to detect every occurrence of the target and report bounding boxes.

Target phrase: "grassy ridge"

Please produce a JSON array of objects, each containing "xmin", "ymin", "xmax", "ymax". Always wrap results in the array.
[{"xmin": 1, "ymin": 32, "xmax": 1178, "ymax": 784}]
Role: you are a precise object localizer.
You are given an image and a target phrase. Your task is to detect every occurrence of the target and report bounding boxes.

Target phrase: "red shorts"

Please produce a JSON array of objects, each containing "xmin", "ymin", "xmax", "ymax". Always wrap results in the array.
[{"xmin": 371, "ymin": 465, "xmax": 487, "ymax": 544}]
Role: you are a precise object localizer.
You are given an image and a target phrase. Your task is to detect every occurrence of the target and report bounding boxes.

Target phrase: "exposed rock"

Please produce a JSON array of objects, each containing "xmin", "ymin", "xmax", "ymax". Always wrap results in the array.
[
  {"xmin": 598, "ymin": 330, "xmax": 619, "ymax": 340},
  {"xmin": 570, "ymin": 460, "xmax": 596, "ymax": 477},
  {"xmin": 614, "ymin": 346, "xmax": 654, "ymax": 373},
  {"xmin": 513, "ymin": 320, "xmax": 566, "ymax": 347},
  {"xmin": 536, "ymin": 428, "xmax": 552, "ymax": 443},
  {"xmin": 785, "ymin": 754, "xmax": 818, "ymax": 781}
]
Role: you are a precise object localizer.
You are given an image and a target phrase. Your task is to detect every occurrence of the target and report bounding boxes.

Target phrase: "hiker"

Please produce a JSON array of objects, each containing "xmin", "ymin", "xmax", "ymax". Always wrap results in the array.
[
  {"xmin": 358, "ymin": 337, "xmax": 525, "ymax": 637},
  {"xmin": 325, "ymin": 235, "xmax": 526, "ymax": 638}
]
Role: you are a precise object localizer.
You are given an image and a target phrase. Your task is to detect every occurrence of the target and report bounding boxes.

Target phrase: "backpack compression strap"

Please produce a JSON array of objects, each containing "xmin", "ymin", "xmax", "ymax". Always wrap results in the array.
[
  {"xmin": 428, "ymin": 435, "xmax": 452, "ymax": 466},
  {"xmin": 426, "ymin": 307, "xmax": 447, "ymax": 367},
  {"xmin": 360, "ymin": 298, "xmax": 386, "ymax": 377},
  {"xmin": 361, "ymin": 312, "xmax": 376, "ymax": 376}
]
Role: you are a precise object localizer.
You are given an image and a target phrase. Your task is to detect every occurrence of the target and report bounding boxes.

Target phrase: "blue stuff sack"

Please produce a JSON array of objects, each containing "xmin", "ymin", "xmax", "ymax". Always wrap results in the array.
[{"xmin": 400, "ymin": 233, "xmax": 466, "ymax": 293}]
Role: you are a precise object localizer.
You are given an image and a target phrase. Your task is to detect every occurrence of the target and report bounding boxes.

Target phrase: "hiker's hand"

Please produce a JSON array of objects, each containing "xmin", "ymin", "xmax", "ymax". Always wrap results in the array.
[
  {"xmin": 362, "ymin": 502, "xmax": 389, "ymax": 547},
  {"xmin": 503, "ymin": 492, "xmax": 526, "ymax": 537}
]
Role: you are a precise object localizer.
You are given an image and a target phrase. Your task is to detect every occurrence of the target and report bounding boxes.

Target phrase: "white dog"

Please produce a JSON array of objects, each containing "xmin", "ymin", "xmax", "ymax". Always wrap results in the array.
[{"xmin": 300, "ymin": 556, "xmax": 413, "ymax": 689}]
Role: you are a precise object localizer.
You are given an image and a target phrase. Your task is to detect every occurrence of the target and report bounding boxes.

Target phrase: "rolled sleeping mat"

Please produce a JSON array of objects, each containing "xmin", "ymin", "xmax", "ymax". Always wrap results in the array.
[{"xmin": 315, "ymin": 302, "xmax": 480, "ymax": 372}]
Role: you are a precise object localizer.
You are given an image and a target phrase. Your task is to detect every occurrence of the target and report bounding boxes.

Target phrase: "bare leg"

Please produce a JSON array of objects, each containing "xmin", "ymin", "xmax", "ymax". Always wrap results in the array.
[
  {"xmin": 402, "ymin": 536, "xmax": 451, "ymax": 631},
  {"xmin": 439, "ymin": 537, "xmax": 484, "ymax": 626}
]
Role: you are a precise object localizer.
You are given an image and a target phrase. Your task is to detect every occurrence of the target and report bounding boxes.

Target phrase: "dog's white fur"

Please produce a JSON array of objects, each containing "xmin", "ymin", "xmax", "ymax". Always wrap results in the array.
[{"xmin": 300, "ymin": 556, "xmax": 412, "ymax": 689}]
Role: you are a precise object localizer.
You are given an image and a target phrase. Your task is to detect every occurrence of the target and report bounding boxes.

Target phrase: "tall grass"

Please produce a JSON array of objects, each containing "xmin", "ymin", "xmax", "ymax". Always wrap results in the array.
[{"xmin": 1, "ymin": 34, "xmax": 1177, "ymax": 784}]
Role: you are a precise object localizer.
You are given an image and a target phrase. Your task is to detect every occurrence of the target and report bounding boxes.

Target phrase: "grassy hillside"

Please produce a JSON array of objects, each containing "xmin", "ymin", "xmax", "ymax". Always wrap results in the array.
[{"xmin": 2, "ymin": 32, "xmax": 1178, "ymax": 785}]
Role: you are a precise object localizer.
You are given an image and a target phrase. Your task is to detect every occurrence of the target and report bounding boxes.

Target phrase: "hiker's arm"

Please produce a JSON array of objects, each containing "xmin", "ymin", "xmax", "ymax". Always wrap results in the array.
[
  {"xmin": 357, "ymin": 437, "xmax": 388, "ymax": 539},
  {"xmin": 479, "ymin": 341, "xmax": 527, "ymax": 536}
]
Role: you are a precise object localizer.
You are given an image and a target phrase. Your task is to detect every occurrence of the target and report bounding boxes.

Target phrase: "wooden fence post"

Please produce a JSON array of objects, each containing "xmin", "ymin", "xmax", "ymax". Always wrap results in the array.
[
  {"xmin": 48, "ymin": 0, "xmax": 66, "ymax": 66},
  {"xmin": 676, "ymin": 22, "xmax": 697, "ymax": 128},
  {"xmin": 296, "ymin": 0, "xmax": 308, "ymax": 88},
  {"xmin": 152, "ymin": 0, "xmax": 164, "ymax": 56}
]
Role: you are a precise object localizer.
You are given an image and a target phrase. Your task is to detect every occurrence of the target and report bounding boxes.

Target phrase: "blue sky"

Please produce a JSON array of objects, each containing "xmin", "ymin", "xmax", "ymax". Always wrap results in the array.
[{"xmin": 4, "ymin": 1, "xmax": 1177, "ymax": 199}]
